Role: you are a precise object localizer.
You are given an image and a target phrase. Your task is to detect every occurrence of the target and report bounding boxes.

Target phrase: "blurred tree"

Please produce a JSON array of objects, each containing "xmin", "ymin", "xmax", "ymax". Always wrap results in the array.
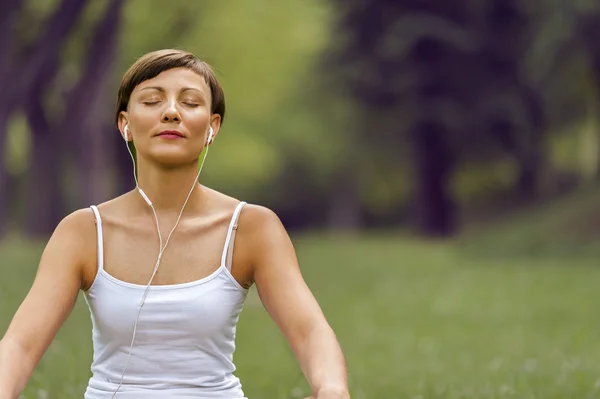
[
  {"xmin": 577, "ymin": 8, "xmax": 600, "ymax": 178},
  {"xmin": 65, "ymin": 0, "xmax": 125, "ymax": 212},
  {"xmin": 327, "ymin": 0, "xmax": 553, "ymax": 236},
  {"xmin": 478, "ymin": 0, "xmax": 546, "ymax": 201},
  {"xmin": 0, "ymin": 0, "xmax": 23, "ymax": 236},
  {"xmin": 5, "ymin": 0, "xmax": 599, "ymax": 238},
  {"xmin": 4, "ymin": 0, "xmax": 335, "ymax": 235},
  {"xmin": 24, "ymin": 0, "xmax": 125, "ymax": 236},
  {"xmin": 17, "ymin": 0, "xmax": 125, "ymax": 236},
  {"xmin": 0, "ymin": 0, "xmax": 89, "ymax": 236}
]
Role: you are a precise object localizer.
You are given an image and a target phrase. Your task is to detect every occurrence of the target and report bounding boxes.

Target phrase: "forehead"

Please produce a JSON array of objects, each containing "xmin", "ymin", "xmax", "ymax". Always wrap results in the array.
[{"xmin": 134, "ymin": 67, "xmax": 211, "ymax": 97}]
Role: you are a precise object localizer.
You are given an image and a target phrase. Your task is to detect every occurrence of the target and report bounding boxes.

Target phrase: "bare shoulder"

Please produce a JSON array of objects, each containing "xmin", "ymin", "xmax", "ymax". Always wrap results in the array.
[
  {"xmin": 53, "ymin": 207, "xmax": 96, "ymax": 245},
  {"xmin": 236, "ymin": 203, "xmax": 294, "ymax": 272},
  {"xmin": 238, "ymin": 203, "xmax": 285, "ymax": 235},
  {"xmin": 38, "ymin": 207, "xmax": 97, "ymax": 289}
]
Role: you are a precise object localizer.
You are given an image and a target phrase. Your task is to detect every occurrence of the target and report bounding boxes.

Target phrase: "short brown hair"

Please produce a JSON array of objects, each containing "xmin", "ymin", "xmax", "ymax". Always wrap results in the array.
[{"xmin": 115, "ymin": 49, "xmax": 226, "ymax": 126}]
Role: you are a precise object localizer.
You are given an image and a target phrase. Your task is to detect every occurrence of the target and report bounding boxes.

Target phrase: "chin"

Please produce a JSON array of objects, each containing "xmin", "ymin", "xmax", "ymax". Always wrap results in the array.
[{"xmin": 149, "ymin": 149, "xmax": 200, "ymax": 168}]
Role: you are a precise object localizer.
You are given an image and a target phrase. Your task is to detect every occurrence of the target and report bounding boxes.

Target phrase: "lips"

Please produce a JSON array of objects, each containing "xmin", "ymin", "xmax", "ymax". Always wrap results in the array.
[{"xmin": 157, "ymin": 130, "xmax": 185, "ymax": 139}]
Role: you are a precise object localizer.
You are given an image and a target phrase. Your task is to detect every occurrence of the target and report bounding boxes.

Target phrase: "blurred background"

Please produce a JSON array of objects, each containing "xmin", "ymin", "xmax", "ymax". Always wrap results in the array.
[{"xmin": 2, "ymin": 0, "xmax": 600, "ymax": 397}]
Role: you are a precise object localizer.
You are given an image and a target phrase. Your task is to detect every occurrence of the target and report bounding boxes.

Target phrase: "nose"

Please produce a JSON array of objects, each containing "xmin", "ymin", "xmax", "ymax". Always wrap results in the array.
[{"xmin": 161, "ymin": 100, "xmax": 181, "ymax": 123}]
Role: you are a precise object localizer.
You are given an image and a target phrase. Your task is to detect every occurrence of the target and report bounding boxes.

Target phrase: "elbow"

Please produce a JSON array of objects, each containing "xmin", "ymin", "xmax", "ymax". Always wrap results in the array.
[
  {"xmin": 297, "ymin": 321, "xmax": 335, "ymax": 346},
  {"xmin": 309, "ymin": 322, "xmax": 337, "ymax": 341},
  {"xmin": 293, "ymin": 322, "xmax": 340, "ymax": 360},
  {"xmin": 0, "ymin": 336, "xmax": 33, "ymax": 363}
]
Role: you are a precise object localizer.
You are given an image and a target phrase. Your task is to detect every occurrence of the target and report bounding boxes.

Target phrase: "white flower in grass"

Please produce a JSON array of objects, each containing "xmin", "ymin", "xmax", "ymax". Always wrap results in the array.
[
  {"xmin": 524, "ymin": 358, "xmax": 538, "ymax": 372},
  {"xmin": 489, "ymin": 357, "xmax": 504, "ymax": 371}
]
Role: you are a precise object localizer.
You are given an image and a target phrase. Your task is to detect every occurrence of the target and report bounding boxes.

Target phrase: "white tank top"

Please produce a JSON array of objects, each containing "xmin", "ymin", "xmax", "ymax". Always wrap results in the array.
[{"xmin": 83, "ymin": 202, "xmax": 249, "ymax": 398}]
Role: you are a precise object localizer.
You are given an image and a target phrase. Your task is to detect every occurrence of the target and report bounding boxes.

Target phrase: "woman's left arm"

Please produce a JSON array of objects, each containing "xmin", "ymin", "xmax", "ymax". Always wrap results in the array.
[{"xmin": 240, "ymin": 205, "xmax": 350, "ymax": 399}]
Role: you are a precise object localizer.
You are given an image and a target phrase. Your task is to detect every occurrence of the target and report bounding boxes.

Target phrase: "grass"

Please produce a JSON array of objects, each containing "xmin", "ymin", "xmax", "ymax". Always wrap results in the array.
[
  {"xmin": 457, "ymin": 184, "xmax": 600, "ymax": 260},
  {"xmin": 1, "ymin": 230, "xmax": 600, "ymax": 398}
]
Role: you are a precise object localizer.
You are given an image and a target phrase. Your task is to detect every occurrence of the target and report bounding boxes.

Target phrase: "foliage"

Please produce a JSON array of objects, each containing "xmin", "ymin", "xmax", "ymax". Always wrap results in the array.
[
  {"xmin": 3, "ymin": 0, "xmax": 600, "ymax": 236},
  {"xmin": 324, "ymin": 0, "xmax": 600, "ymax": 235}
]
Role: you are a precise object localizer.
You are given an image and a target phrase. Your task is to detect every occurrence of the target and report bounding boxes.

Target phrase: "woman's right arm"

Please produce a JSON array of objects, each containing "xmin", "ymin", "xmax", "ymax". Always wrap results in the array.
[{"xmin": 0, "ymin": 209, "xmax": 94, "ymax": 399}]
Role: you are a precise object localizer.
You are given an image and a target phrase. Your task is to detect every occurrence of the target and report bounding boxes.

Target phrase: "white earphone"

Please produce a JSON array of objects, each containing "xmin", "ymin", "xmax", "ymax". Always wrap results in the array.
[
  {"xmin": 113, "ymin": 123, "xmax": 214, "ymax": 397},
  {"xmin": 208, "ymin": 126, "xmax": 214, "ymax": 145}
]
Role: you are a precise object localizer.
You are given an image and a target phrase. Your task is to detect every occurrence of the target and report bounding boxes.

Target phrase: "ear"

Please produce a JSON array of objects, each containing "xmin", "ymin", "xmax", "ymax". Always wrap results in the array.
[
  {"xmin": 208, "ymin": 115, "xmax": 222, "ymax": 145},
  {"xmin": 117, "ymin": 112, "xmax": 130, "ymax": 141}
]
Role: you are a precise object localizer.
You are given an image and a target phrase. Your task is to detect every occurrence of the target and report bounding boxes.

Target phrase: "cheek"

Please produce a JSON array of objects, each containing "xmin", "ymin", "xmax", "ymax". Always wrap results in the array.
[
  {"xmin": 183, "ymin": 115, "xmax": 211, "ymax": 146},
  {"xmin": 129, "ymin": 105, "xmax": 156, "ymax": 125},
  {"xmin": 184, "ymin": 108, "xmax": 211, "ymax": 130}
]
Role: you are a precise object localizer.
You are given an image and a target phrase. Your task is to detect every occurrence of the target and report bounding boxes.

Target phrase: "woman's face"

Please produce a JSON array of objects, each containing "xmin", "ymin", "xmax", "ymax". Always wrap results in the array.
[{"xmin": 120, "ymin": 67, "xmax": 219, "ymax": 167}]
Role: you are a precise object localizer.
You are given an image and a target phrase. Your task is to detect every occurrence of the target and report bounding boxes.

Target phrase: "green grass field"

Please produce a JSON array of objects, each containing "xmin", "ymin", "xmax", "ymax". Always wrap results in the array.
[{"xmin": 1, "ymin": 230, "xmax": 600, "ymax": 398}]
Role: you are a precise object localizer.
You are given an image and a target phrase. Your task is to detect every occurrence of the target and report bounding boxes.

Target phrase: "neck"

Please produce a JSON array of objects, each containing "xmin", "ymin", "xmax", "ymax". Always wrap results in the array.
[{"xmin": 134, "ymin": 157, "xmax": 205, "ymax": 214}]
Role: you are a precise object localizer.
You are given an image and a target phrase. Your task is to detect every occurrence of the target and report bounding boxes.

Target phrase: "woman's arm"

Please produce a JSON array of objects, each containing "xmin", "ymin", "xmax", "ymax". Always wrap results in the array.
[
  {"xmin": 0, "ymin": 209, "xmax": 92, "ymax": 399},
  {"xmin": 241, "ymin": 205, "xmax": 349, "ymax": 398}
]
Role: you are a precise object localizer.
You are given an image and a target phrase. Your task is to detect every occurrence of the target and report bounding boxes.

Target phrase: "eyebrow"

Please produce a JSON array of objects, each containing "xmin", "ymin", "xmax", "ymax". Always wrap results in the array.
[{"xmin": 139, "ymin": 86, "xmax": 203, "ymax": 95}]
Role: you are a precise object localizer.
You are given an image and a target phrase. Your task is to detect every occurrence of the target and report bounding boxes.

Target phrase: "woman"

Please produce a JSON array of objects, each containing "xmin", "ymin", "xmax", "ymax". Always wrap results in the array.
[{"xmin": 0, "ymin": 49, "xmax": 349, "ymax": 399}]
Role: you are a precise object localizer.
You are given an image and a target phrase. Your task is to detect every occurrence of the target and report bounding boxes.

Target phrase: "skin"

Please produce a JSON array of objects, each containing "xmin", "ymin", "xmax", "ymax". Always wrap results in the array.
[{"xmin": 0, "ymin": 67, "xmax": 349, "ymax": 399}]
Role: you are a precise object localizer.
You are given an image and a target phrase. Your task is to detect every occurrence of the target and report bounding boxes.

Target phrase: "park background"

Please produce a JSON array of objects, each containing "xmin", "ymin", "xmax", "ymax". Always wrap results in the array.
[{"xmin": 2, "ymin": 0, "xmax": 600, "ymax": 397}]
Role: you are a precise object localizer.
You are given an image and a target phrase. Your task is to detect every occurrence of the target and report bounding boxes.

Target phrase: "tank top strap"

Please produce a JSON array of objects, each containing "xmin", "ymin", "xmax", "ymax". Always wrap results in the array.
[
  {"xmin": 90, "ymin": 205, "xmax": 105, "ymax": 272},
  {"xmin": 221, "ymin": 201, "xmax": 247, "ymax": 272}
]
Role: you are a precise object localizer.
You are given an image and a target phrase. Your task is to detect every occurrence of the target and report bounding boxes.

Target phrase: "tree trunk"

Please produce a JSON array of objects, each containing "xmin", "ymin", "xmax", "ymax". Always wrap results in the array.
[
  {"xmin": 10, "ymin": 0, "xmax": 89, "ymax": 99},
  {"xmin": 327, "ymin": 165, "xmax": 361, "ymax": 232},
  {"xmin": 0, "ymin": 0, "xmax": 88, "ymax": 111},
  {"xmin": 64, "ymin": 0, "xmax": 124, "ymax": 208},
  {"xmin": 0, "ymin": 0, "xmax": 88, "ymax": 235},
  {"xmin": 22, "ymin": 6, "xmax": 74, "ymax": 235},
  {"xmin": 0, "ymin": 0, "xmax": 23, "ymax": 237},
  {"xmin": 515, "ymin": 152, "xmax": 540, "ymax": 200},
  {"xmin": 25, "ymin": 99, "xmax": 64, "ymax": 237},
  {"xmin": 578, "ymin": 11, "xmax": 600, "ymax": 180},
  {"xmin": 413, "ymin": 120, "xmax": 456, "ymax": 237},
  {"xmin": 0, "ymin": 109, "xmax": 10, "ymax": 237},
  {"xmin": 515, "ymin": 82, "xmax": 545, "ymax": 200}
]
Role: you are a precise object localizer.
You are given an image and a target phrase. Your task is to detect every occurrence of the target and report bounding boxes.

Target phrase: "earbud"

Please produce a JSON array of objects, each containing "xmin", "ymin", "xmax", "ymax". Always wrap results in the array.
[
  {"xmin": 124, "ymin": 125, "xmax": 130, "ymax": 141},
  {"xmin": 207, "ymin": 127, "xmax": 214, "ymax": 145}
]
